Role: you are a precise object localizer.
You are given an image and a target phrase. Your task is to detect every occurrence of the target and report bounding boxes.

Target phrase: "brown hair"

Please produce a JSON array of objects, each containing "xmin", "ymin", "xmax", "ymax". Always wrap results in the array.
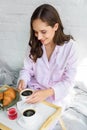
[{"xmin": 29, "ymin": 4, "xmax": 73, "ymax": 62}]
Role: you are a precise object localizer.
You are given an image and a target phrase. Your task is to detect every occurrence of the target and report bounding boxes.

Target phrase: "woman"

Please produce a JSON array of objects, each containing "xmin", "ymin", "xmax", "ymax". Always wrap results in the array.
[{"xmin": 18, "ymin": 4, "xmax": 77, "ymax": 110}]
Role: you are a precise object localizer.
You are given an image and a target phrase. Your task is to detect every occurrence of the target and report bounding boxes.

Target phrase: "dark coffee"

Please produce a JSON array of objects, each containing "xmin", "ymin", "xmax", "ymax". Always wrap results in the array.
[
  {"xmin": 21, "ymin": 90, "xmax": 33, "ymax": 96},
  {"xmin": 23, "ymin": 109, "xmax": 35, "ymax": 117}
]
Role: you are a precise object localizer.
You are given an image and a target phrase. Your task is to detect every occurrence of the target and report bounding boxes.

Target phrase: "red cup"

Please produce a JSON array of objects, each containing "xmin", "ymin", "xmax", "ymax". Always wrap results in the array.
[{"xmin": 7, "ymin": 108, "xmax": 17, "ymax": 120}]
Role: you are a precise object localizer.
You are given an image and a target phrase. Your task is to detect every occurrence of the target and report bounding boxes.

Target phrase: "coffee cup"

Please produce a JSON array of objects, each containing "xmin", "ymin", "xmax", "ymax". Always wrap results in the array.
[
  {"xmin": 20, "ymin": 89, "xmax": 33, "ymax": 101},
  {"xmin": 22, "ymin": 109, "xmax": 36, "ymax": 123}
]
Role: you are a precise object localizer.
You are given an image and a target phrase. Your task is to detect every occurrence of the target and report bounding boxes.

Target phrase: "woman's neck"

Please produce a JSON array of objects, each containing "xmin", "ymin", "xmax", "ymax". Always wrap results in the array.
[{"xmin": 45, "ymin": 43, "xmax": 56, "ymax": 61}]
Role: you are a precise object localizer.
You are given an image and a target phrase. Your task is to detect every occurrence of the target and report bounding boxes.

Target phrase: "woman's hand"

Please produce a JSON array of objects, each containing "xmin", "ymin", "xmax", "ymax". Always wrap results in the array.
[
  {"xmin": 17, "ymin": 80, "xmax": 26, "ymax": 91},
  {"xmin": 26, "ymin": 88, "xmax": 54, "ymax": 104}
]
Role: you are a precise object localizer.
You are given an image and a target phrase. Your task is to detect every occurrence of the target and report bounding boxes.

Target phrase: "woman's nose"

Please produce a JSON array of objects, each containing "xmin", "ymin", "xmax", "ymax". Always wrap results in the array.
[{"xmin": 37, "ymin": 33, "xmax": 43, "ymax": 40}]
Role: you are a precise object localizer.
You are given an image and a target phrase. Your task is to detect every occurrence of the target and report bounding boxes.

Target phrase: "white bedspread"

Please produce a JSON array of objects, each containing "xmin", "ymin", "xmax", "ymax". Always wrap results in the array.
[{"xmin": 54, "ymin": 82, "xmax": 87, "ymax": 130}]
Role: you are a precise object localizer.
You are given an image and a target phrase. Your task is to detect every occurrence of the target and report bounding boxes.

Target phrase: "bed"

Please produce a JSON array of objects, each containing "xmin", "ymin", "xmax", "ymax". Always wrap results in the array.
[{"xmin": 0, "ymin": 61, "xmax": 87, "ymax": 130}]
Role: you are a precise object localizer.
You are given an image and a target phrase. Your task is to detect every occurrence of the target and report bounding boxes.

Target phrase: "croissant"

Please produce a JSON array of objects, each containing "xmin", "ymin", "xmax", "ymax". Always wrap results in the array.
[
  {"xmin": 0, "ymin": 92, "xmax": 3, "ymax": 100},
  {"xmin": 3, "ymin": 88, "xmax": 16, "ymax": 106},
  {"xmin": 3, "ymin": 96, "xmax": 13, "ymax": 106},
  {"xmin": 4, "ymin": 88, "xmax": 16, "ymax": 99}
]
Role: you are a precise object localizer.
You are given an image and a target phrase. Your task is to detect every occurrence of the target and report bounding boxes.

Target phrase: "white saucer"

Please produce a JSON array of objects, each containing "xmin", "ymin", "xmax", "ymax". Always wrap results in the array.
[{"xmin": 17, "ymin": 115, "xmax": 42, "ymax": 130}]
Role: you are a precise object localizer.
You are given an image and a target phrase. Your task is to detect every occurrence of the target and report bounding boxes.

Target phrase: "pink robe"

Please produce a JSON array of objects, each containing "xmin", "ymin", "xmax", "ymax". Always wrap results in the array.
[{"xmin": 18, "ymin": 39, "xmax": 77, "ymax": 109}]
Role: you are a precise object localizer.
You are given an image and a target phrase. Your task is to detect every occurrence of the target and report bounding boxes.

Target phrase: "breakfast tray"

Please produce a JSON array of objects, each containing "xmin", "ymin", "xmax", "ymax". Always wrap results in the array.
[{"xmin": 17, "ymin": 100, "xmax": 66, "ymax": 130}]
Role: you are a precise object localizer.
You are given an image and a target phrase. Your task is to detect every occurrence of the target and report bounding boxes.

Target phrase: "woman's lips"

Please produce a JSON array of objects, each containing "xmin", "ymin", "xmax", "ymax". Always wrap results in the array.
[{"xmin": 40, "ymin": 40, "xmax": 45, "ymax": 43}]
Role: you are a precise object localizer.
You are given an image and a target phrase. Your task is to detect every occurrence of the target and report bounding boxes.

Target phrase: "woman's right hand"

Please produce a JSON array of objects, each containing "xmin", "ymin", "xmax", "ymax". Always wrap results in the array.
[{"xmin": 17, "ymin": 80, "xmax": 26, "ymax": 91}]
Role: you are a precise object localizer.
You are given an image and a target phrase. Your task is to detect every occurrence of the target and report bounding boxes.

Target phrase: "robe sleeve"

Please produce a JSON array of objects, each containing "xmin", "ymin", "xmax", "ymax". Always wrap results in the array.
[{"xmin": 51, "ymin": 41, "xmax": 78, "ymax": 101}]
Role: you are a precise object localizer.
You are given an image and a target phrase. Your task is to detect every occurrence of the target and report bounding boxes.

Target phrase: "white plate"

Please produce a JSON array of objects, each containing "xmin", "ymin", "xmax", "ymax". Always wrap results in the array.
[{"xmin": 17, "ymin": 114, "xmax": 42, "ymax": 130}]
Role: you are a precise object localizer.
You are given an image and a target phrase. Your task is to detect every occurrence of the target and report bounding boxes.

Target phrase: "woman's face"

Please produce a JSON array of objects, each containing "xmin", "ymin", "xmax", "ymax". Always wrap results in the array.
[{"xmin": 32, "ymin": 19, "xmax": 58, "ymax": 46}]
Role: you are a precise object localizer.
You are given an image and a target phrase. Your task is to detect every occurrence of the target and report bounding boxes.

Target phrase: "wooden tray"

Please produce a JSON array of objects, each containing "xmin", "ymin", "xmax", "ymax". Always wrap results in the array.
[
  {"xmin": 0, "ymin": 122, "xmax": 12, "ymax": 130},
  {"xmin": 40, "ymin": 101, "xmax": 62, "ymax": 130},
  {"xmin": 17, "ymin": 100, "xmax": 62, "ymax": 130}
]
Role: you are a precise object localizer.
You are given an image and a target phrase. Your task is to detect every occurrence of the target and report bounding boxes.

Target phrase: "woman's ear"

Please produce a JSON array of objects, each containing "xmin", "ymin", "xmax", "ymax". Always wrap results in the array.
[{"xmin": 54, "ymin": 23, "xmax": 59, "ymax": 31}]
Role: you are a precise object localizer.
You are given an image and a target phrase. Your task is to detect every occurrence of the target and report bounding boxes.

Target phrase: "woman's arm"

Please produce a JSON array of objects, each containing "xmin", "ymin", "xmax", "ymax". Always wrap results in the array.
[
  {"xmin": 51, "ymin": 41, "xmax": 78, "ymax": 101},
  {"xmin": 17, "ymin": 47, "xmax": 34, "ymax": 89}
]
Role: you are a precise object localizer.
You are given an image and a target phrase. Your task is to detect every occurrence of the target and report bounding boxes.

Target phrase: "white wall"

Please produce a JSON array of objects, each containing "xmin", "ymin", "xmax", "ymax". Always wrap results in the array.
[{"xmin": 0, "ymin": 0, "xmax": 87, "ymax": 71}]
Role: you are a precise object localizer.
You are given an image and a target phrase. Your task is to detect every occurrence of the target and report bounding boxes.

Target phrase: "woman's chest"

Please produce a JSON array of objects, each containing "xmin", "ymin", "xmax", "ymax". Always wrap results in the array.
[{"xmin": 32, "ymin": 56, "xmax": 67, "ymax": 84}]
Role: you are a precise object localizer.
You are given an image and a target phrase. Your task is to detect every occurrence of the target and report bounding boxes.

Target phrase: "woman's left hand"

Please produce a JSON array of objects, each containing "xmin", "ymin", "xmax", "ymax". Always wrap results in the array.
[{"xmin": 26, "ymin": 88, "xmax": 54, "ymax": 104}]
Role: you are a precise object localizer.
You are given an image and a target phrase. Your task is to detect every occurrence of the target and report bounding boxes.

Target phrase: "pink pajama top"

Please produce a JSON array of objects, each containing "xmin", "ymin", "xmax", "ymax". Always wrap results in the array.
[{"xmin": 18, "ymin": 39, "xmax": 77, "ymax": 108}]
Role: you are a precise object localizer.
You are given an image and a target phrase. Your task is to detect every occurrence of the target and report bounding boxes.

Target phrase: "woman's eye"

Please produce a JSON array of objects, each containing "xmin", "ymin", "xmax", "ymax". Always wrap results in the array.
[{"xmin": 42, "ymin": 31, "xmax": 46, "ymax": 34}]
